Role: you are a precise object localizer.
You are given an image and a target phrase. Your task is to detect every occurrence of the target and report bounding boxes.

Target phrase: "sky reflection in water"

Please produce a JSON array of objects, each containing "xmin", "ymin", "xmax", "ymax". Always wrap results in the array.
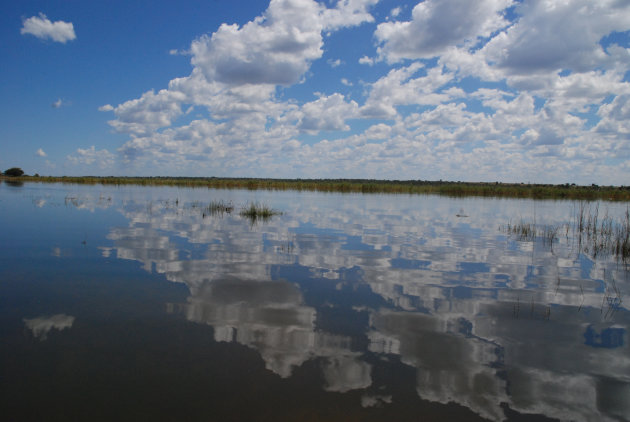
[{"xmin": 1, "ymin": 182, "xmax": 629, "ymax": 421}]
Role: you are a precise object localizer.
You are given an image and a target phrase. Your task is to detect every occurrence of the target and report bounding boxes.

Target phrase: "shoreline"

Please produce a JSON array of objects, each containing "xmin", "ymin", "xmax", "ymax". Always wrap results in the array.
[{"xmin": 2, "ymin": 175, "xmax": 630, "ymax": 201}]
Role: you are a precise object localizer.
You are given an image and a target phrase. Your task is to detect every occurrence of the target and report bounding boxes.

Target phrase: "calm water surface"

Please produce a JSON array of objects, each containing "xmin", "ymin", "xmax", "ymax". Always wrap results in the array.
[{"xmin": 1, "ymin": 182, "xmax": 629, "ymax": 421}]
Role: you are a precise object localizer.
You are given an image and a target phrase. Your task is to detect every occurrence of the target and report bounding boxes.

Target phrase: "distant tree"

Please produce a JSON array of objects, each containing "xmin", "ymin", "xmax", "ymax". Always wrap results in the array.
[{"xmin": 4, "ymin": 167, "xmax": 24, "ymax": 177}]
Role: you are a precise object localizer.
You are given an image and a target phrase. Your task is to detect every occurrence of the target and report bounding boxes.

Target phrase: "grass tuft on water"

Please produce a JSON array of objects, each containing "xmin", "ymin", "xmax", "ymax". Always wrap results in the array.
[{"xmin": 239, "ymin": 202, "xmax": 282, "ymax": 222}]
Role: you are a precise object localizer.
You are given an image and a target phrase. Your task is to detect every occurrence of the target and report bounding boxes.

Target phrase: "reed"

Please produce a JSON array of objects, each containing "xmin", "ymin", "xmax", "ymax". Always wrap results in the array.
[
  {"xmin": 574, "ymin": 203, "xmax": 630, "ymax": 261},
  {"xmin": 205, "ymin": 200, "xmax": 234, "ymax": 216},
  {"xmin": 4, "ymin": 175, "xmax": 630, "ymax": 201},
  {"xmin": 239, "ymin": 202, "xmax": 281, "ymax": 223},
  {"xmin": 504, "ymin": 220, "xmax": 537, "ymax": 241},
  {"xmin": 504, "ymin": 204, "xmax": 630, "ymax": 263}
]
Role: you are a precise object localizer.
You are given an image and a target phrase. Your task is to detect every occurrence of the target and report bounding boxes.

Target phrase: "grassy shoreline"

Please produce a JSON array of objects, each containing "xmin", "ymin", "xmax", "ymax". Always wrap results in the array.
[{"xmin": 2, "ymin": 175, "xmax": 630, "ymax": 201}]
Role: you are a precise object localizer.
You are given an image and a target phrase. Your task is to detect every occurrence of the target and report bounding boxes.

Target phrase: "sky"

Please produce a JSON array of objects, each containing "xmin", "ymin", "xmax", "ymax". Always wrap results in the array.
[{"xmin": 2, "ymin": 0, "xmax": 630, "ymax": 184}]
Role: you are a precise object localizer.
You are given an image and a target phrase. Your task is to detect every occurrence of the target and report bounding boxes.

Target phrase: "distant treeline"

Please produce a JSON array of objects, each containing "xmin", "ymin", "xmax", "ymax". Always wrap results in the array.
[{"xmin": 3, "ymin": 175, "xmax": 630, "ymax": 201}]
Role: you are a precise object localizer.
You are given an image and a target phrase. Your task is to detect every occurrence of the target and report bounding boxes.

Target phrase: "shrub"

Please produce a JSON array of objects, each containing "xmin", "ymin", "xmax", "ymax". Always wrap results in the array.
[{"xmin": 4, "ymin": 167, "xmax": 24, "ymax": 177}]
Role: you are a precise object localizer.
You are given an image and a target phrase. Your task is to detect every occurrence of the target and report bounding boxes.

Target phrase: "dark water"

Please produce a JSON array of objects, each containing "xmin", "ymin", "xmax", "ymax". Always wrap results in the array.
[{"xmin": 1, "ymin": 182, "xmax": 629, "ymax": 421}]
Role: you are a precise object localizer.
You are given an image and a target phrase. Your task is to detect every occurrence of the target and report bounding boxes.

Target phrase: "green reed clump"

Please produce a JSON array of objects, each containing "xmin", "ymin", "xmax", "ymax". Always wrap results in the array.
[{"xmin": 239, "ymin": 202, "xmax": 281, "ymax": 222}]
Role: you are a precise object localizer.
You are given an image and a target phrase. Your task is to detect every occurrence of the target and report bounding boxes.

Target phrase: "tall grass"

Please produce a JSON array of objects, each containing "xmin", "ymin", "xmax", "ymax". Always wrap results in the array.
[
  {"xmin": 575, "ymin": 203, "xmax": 630, "ymax": 261},
  {"xmin": 4, "ymin": 175, "xmax": 630, "ymax": 201},
  {"xmin": 239, "ymin": 202, "xmax": 281, "ymax": 223},
  {"xmin": 504, "ymin": 204, "xmax": 630, "ymax": 262},
  {"xmin": 204, "ymin": 200, "xmax": 234, "ymax": 217}
]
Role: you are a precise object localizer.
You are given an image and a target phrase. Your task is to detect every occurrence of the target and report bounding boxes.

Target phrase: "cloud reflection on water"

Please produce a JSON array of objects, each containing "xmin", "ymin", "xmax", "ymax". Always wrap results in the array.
[
  {"xmin": 97, "ymin": 190, "xmax": 629, "ymax": 421},
  {"xmin": 23, "ymin": 314, "xmax": 75, "ymax": 341}
]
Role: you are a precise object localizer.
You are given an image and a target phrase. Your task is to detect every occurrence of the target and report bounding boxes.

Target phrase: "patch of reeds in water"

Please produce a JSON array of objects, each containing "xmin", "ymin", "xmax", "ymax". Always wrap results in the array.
[
  {"xmin": 503, "ymin": 204, "xmax": 630, "ymax": 263},
  {"xmin": 503, "ymin": 221, "xmax": 561, "ymax": 246},
  {"xmin": 575, "ymin": 203, "xmax": 630, "ymax": 261},
  {"xmin": 197, "ymin": 200, "xmax": 281, "ymax": 223},
  {"xmin": 204, "ymin": 200, "xmax": 234, "ymax": 217},
  {"xmin": 239, "ymin": 202, "xmax": 282, "ymax": 223}
]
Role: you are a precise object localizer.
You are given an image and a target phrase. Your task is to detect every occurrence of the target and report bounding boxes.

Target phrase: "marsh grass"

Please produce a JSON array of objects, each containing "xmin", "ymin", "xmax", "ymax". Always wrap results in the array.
[
  {"xmin": 239, "ymin": 202, "xmax": 281, "ymax": 223},
  {"xmin": 575, "ymin": 203, "xmax": 630, "ymax": 262},
  {"xmin": 204, "ymin": 200, "xmax": 234, "ymax": 217},
  {"xmin": 504, "ymin": 220, "xmax": 536, "ymax": 241},
  {"xmin": 503, "ymin": 204, "xmax": 630, "ymax": 263},
  {"xmin": 5, "ymin": 175, "xmax": 630, "ymax": 201},
  {"xmin": 503, "ymin": 221, "xmax": 560, "ymax": 245}
]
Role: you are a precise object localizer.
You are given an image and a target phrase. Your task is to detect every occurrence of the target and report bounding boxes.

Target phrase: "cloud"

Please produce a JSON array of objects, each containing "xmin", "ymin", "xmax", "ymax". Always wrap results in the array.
[
  {"xmin": 106, "ymin": 0, "xmax": 377, "ymax": 163},
  {"xmin": 389, "ymin": 7, "xmax": 402, "ymax": 19},
  {"xmin": 67, "ymin": 146, "xmax": 115, "ymax": 169},
  {"xmin": 21, "ymin": 13, "xmax": 76, "ymax": 43},
  {"xmin": 364, "ymin": 123, "xmax": 391, "ymax": 140},
  {"xmin": 101, "ymin": 0, "xmax": 630, "ymax": 184},
  {"xmin": 358, "ymin": 55, "xmax": 375, "ymax": 66},
  {"xmin": 298, "ymin": 93, "xmax": 359, "ymax": 133},
  {"xmin": 186, "ymin": 0, "xmax": 377, "ymax": 87},
  {"xmin": 328, "ymin": 58, "xmax": 342, "ymax": 68},
  {"xmin": 360, "ymin": 63, "xmax": 455, "ymax": 118},
  {"xmin": 36, "ymin": 148, "xmax": 47, "ymax": 157},
  {"xmin": 190, "ymin": 0, "xmax": 325, "ymax": 86},
  {"xmin": 106, "ymin": 89, "xmax": 187, "ymax": 135},
  {"xmin": 169, "ymin": 48, "xmax": 189, "ymax": 56},
  {"xmin": 482, "ymin": 0, "xmax": 630, "ymax": 76},
  {"xmin": 375, "ymin": 0, "xmax": 513, "ymax": 62},
  {"xmin": 321, "ymin": 0, "xmax": 379, "ymax": 30},
  {"xmin": 595, "ymin": 94, "xmax": 630, "ymax": 135}
]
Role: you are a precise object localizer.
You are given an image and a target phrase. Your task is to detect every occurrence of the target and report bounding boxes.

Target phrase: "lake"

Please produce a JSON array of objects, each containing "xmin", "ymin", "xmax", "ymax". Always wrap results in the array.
[{"xmin": 1, "ymin": 181, "xmax": 629, "ymax": 421}]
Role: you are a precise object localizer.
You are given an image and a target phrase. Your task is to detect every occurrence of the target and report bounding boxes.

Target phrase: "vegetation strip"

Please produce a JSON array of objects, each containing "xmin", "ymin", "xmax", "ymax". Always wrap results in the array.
[{"xmin": 2, "ymin": 175, "xmax": 630, "ymax": 200}]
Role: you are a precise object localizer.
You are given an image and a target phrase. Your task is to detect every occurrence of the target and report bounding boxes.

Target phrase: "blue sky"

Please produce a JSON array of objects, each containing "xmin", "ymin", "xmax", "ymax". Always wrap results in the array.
[{"xmin": 2, "ymin": 0, "xmax": 630, "ymax": 184}]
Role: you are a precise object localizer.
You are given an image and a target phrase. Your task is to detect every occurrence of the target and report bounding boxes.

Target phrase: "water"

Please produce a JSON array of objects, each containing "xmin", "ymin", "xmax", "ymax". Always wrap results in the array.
[{"xmin": 1, "ymin": 181, "xmax": 629, "ymax": 421}]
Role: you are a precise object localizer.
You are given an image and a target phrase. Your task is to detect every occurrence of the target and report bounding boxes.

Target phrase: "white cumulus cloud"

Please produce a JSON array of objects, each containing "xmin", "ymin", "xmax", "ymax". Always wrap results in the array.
[
  {"xmin": 21, "ymin": 13, "xmax": 76, "ymax": 43},
  {"xmin": 190, "ymin": 0, "xmax": 325, "ymax": 86},
  {"xmin": 298, "ymin": 93, "xmax": 359, "ymax": 133},
  {"xmin": 375, "ymin": 0, "xmax": 513, "ymax": 62},
  {"xmin": 359, "ymin": 55, "xmax": 375, "ymax": 66},
  {"xmin": 67, "ymin": 146, "xmax": 115, "ymax": 169},
  {"xmin": 98, "ymin": 0, "xmax": 630, "ymax": 184},
  {"xmin": 106, "ymin": 89, "xmax": 187, "ymax": 135},
  {"xmin": 106, "ymin": 0, "xmax": 377, "ymax": 161},
  {"xmin": 482, "ymin": 0, "xmax": 630, "ymax": 76}
]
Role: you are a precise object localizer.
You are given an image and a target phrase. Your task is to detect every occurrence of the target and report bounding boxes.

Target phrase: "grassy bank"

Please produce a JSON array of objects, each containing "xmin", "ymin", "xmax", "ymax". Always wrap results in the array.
[{"xmin": 3, "ymin": 175, "xmax": 630, "ymax": 201}]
